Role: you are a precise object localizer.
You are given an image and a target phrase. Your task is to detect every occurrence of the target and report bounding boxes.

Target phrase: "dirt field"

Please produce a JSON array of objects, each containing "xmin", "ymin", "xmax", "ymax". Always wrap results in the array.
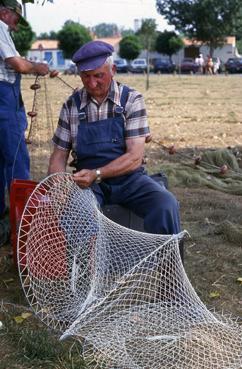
[{"xmin": 0, "ymin": 73, "xmax": 242, "ymax": 368}]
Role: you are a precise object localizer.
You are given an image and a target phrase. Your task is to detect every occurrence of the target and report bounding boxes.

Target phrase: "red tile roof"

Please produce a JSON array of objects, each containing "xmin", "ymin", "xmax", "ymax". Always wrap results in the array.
[{"xmin": 31, "ymin": 39, "xmax": 59, "ymax": 50}]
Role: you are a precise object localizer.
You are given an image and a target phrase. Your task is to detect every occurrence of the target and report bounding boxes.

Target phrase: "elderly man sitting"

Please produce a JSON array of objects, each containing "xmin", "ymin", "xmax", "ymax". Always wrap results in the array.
[{"xmin": 48, "ymin": 40, "xmax": 181, "ymax": 235}]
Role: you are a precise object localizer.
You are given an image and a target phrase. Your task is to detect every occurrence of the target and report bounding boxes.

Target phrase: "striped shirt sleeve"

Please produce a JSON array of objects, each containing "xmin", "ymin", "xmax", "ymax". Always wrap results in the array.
[
  {"xmin": 52, "ymin": 101, "xmax": 72, "ymax": 151},
  {"xmin": 124, "ymin": 88, "xmax": 150, "ymax": 139}
]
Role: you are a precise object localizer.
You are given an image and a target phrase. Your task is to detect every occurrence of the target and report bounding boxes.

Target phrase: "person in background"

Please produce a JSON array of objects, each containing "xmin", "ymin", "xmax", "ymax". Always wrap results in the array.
[
  {"xmin": 48, "ymin": 40, "xmax": 181, "ymax": 237},
  {"xmin": 212, "ymin": 57, "xmax": 221, "ymax": 74},
  {"xmin": 0, "ymin": 0, "xmax": 49, "ymax": 246},
  {"xmin": 195, "ymin": 53, "xmax": 204, "ymax": 74},
  {"xmin": 205, "ymin": 55, "xmax": 214, "ymax": 74}
]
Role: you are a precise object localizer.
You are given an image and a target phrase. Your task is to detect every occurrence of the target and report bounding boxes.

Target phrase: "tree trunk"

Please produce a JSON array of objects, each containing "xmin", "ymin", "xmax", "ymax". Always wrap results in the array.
[
  {"xmin": 23, "ymin": 3, "xmax": 27, "ymax": 18},
  {"xmin": 146, "ymin": 48, "xmax": 150, "ymax": 91}
]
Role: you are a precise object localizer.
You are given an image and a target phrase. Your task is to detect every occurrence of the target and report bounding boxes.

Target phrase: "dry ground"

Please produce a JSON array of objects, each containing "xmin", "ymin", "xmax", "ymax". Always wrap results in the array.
[{"xmin": 0, "ymin": 73, "xmax": 241, "ymax": 368}]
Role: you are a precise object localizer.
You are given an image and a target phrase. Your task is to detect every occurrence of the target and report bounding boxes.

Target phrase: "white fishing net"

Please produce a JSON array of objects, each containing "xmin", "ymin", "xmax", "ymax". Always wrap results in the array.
[{"xmin": 17, "ymin": 173, "xmax": 242, "ymax": 369}]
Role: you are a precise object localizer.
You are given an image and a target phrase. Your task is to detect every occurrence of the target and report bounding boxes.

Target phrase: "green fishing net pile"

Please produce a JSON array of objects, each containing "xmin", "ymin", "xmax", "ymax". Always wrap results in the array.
[
  {"xmin": 161, "ymin": 148, "xmax": 242, "ymax": 196},
  {"xmin": 152, "ymin": 147, "xmax": 242, "ymax": 246}
]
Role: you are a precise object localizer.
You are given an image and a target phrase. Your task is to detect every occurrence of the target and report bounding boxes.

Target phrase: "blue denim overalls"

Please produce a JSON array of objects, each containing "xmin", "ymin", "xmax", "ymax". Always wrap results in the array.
[
  {"xmin": 0, "ymin": 74, "xmax": 30, "ymax": 215},
  {"xmin": 73, "ymin": 86, "xmax": 180, "ymax": 235}
]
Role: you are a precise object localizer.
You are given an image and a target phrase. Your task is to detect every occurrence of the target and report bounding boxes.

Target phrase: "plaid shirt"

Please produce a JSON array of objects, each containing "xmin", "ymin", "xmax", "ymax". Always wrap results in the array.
[
  {"xmin": 0, "ymin": 20, "xmax": 19, "ymax": 83},
  {"xmin": 52, "ymin": 80, "xmax": 150, "ymax": 152}
]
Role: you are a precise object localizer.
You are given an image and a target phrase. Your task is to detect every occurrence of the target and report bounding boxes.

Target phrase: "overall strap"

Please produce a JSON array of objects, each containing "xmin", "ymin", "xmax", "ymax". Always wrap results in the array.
[
  {"xmin": 120, "ymin": 85, "xmax": 130, "ymax": 111},
  {"xmin": 73, "ymin": 90, "xmax": 81, "ymax": 112},
  {"xmin": 73, "ymin": 90, "xmax": 87, "ymax": 121}
]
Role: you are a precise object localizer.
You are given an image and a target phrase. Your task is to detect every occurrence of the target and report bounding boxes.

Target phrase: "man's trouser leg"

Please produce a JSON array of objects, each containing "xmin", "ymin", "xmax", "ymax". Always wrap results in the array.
[
  {"xmin": 119, "ymin": 175, "xmax": 181, "ymax": 235},
  {"xmin": 0, "ymin": 155, "xmax": 6, "ymax": 217},
  {"xmin": 4, "ymin": 112, "xmax": 30, "ymax": 192}
]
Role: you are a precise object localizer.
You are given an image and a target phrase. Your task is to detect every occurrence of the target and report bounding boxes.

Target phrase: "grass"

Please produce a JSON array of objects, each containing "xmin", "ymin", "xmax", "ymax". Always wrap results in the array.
[{"xmin": 0, "ymin": 304, "xmax": 85, "ymax": 369}]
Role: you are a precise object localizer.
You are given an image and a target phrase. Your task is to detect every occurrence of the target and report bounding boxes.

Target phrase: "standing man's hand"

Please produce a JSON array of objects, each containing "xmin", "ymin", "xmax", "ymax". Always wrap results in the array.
[
  {"xmin": 34, "ymin": 62, "xmax": 49, "ymax": 76},
  {"xmin": 73, "ymin": 169, "xmax": 97, "ymax": 188}
]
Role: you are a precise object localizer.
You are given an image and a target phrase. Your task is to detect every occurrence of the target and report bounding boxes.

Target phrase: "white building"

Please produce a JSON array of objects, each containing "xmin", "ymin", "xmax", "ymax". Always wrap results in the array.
[{"xmin": 27, "ymin": 39, "xmax": 69, "ymax": 71}]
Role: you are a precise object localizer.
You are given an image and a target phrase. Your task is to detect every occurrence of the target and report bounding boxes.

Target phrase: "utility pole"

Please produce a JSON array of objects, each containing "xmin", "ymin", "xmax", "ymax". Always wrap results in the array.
[{"xmin": 23, "ymin": 3, "xmax": 27, "ymax": 18}]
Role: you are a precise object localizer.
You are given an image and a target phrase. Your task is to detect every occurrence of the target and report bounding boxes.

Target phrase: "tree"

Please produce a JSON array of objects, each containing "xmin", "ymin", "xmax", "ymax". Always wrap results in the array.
[
  {"xmin": 235, "ymin": 9, "xmax": 242, "ymax": 53},
  {"xmin": 156, "ymin": 0, "xmax": 242, "ymax": 55},
  {"xmin": 119, "ymin": 35, "xmax": 141, "ymax": 61},
  {"xmin": 137, "ymin": 18, "xmax": 157, "ymax": 51},
  {"xmin": 93, "ymin": 23, "xmax": 119, "ymax": 38},
  {"xmin": 57, "ymin": 21, "xmax": 92, "ymax": 59},
  {"xmin": 120, "ymin": 28, "xmax": 135, "ymax": 37},
  {"xmin": 38, "ymin": 30, "xmax": 58, "ymax": 40},
  {"xmin": 22, "ymin": 0, "xmax": 53, "ymax": 3},
  {"xmin": 155, "ymin": 30, "xmax": 184, "ymax": 61},
  {"xmin": 136, "ymin": 18, "xmax": 157, "ymax": 90},
  {"xmin": 12, "ymin": 23, "xmax": 35, "ymax": 56}
]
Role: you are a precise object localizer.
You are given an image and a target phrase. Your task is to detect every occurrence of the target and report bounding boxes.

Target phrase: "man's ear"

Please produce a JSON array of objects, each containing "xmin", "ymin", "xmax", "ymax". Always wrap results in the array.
[{"xmin": 111, "ymin": 64, "xmax": 116, "ymax": 76}]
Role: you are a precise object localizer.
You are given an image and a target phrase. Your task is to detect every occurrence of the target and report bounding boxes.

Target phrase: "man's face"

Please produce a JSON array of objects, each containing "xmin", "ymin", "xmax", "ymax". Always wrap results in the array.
[
  {"xmin": 80, "ymin": 63, "xmax": 115, "ymax": 102},
  {"xmin": 3, "ymin": 9, "xmax": 20, "ymax": 32}
]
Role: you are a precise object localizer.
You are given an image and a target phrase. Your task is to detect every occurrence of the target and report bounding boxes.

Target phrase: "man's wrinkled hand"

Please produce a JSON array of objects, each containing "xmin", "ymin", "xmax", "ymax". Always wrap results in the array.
[{"xmin": 72, "ymin": 169, "xmax": 96, "ymax": 188}]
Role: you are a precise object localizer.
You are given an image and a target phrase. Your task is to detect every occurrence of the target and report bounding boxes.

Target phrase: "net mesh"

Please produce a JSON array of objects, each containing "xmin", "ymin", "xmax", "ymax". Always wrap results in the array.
[{"xmin": 17, "ymin": 173, "xmax": 242, "ymax": 369}]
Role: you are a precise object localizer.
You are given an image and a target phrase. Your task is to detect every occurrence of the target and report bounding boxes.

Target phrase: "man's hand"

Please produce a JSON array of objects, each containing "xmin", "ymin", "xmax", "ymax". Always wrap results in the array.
[
  {"xmin": 34, "ymin": 62, "xmax": 49, "ymax": 76},
  {"xmin": 72, "ymin": 169, "xmax": 96, "ymax": 188}
]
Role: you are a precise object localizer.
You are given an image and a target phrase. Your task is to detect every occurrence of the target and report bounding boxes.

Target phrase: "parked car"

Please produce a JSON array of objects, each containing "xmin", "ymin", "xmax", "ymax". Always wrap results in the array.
[
  {"xmin": 64, "ymin": 62, "xmax": 77, "ymax": 75},
  {"xmin": 114, "ymin": 58, "xmax": 128, "ymax": 73},
  {"xmin": 180, "ymin": 58, "xmax": 199, "ymax": 74},
  {"xmin": 129, "ymin": 58, "xmax": 147, "ymax": 73},
  {"xmin": 153, "ymin": 58, "xmax": 176, "ymax": 73},
  {"xmin": 224, "ymin": 57, "xmax": 242, "ymax": 73}
]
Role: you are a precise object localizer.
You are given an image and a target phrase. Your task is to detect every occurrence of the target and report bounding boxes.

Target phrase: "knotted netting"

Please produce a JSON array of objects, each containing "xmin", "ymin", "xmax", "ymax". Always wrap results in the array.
[{"xmin": 17, "ymin": 173, "xmax": 242, "ymax": 369}]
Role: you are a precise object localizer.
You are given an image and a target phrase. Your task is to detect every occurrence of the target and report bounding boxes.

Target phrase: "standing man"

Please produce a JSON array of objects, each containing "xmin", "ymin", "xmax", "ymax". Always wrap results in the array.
[
  {"xmin": 0, "ymin": 0, "xmax": 49, "ymax": 246},
  {"xmin": 48, "ymin": 40, "xmax": 180, "ymax": 236}
]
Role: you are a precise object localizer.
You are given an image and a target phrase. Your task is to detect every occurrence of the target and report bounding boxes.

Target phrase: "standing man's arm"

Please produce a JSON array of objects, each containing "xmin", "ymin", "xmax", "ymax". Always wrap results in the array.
[{"xmin": 5, "ymin": 56, "xmax": 49, "ymax": 75}]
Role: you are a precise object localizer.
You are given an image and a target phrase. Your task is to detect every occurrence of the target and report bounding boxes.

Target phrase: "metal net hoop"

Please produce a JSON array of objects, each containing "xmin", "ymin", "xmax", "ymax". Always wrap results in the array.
[{"xmin": 17, "ymin": 173, "xmax": 242, "ymax": 369}]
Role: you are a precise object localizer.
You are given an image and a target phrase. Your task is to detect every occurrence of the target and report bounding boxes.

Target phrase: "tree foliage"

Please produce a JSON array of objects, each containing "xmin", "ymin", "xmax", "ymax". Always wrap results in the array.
[
  {"xmin": 156, "ymin": 0, "xmax": 242, "ymax": 54},
  {"xmin": 37, "ymin": 30, "xmax": 58, "ymax": 40},
  {"xmin": 57, "ymin": 21, "xmax": 92, "ymax": 59},
  {"xmin": 93, "ymin": 23, "xmax": 119, "ymax": 38},
  {"xmin": 237, "ymin": 39, "xmax": 242, "ymax": 54},
  {"xmin": 119, "ymin": 35, "xmax": 141, "ymax": 60},
  {"xmin": 136, "ymin": 18, "xmax": 157, "ymax": 51},
  {"xmin": 12, "ymin": 23, "xmax": 35, "ymax": 56},
  {"xmin": 22, "ymin": 0, "xmax": 53, "ymax": 3},
  {"xmin": 120, "ymin": 28, "xmax": 135, "ymax": 37},
  {"xmin": 155, "ymin": 30, "xmax": 184, "ymax": 60}
]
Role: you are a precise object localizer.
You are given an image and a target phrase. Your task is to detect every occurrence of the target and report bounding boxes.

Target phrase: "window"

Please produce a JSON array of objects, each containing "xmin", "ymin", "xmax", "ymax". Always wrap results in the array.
[
  {"xmin": 44, "ymin": 51, "xmax": 53, "ymax": 65},
  {"xmin": 57, "ymin": 51, "xmax": 65, "ymax": 66}
]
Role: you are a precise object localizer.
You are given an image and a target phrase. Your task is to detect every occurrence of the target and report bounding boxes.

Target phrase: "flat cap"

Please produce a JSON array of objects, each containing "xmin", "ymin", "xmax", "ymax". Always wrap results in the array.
[{"xmin": 72, "ymin": 40, "xmax": 114, "ymax": 72}]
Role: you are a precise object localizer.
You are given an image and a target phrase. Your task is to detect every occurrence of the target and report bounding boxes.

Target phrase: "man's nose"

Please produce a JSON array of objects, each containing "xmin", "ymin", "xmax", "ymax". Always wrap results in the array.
[{"xmin": 88, "ymin": 77, "xmax": 97, "ymax": 88}]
